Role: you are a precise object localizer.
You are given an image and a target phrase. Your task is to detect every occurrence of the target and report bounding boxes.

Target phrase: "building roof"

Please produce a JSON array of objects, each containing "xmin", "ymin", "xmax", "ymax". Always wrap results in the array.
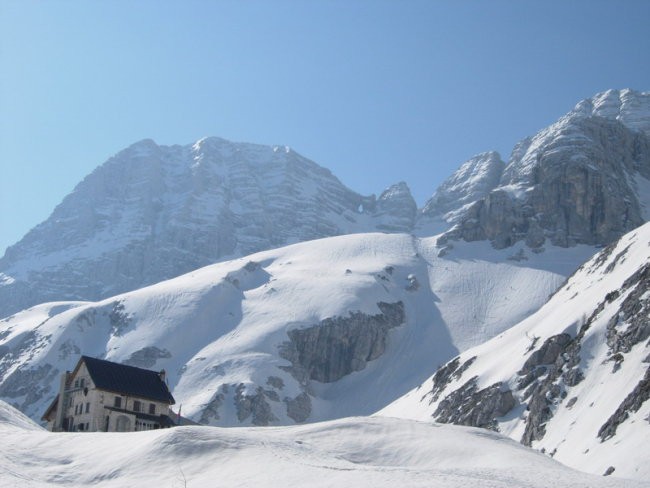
[{"xmin": 79, "ymin": 356, "xmax": 175, "ymax": 404}]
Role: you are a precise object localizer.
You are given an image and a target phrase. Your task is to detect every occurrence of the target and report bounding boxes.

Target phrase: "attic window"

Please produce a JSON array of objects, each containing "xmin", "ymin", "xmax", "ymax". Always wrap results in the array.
[{"xmin": 114, "ymin": 396, "xmax": 122, "ymax": 408}]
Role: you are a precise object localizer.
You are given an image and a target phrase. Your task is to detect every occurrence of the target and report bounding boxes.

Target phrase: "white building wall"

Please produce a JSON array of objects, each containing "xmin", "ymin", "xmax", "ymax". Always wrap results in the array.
[{"xmin": 56, "ymin": 363, "xmax": 174, "ymax": 432}]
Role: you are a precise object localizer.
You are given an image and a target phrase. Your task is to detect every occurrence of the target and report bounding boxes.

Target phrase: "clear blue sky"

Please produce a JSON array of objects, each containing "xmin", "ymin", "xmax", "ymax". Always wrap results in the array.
[{"xmin": 1, "ymin": 0, "xmax": 649, "ymax": 255}]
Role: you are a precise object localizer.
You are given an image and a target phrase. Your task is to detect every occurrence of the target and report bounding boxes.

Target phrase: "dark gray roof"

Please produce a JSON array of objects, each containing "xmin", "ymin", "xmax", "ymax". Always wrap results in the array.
[{"xmin": 81, "ymin": 356, "xmax": 175, "ymax": 404}]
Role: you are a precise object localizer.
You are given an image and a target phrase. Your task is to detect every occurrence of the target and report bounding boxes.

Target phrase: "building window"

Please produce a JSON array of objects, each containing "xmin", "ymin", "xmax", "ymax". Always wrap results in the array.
[
  {"xmin": 133, "ymin": 400, "xmax": 141, "ymax": 412},
  {"xmin": 79, "ymin": 378, "xmax": 85, "ymax": 388},
  {"xmin": 74, "ymin": 379, "xmax": 79, "ymax": 388},
  {"xmin": 149, "ymin": 403, "xmax": 156, "ymax": 415},
  {"xmin": 85, "ymin": 402, "xmax": 90, "ymax": 413},
  {"xmin": 114, "ymin": 396, "xmax": 122, "ymax": 408}
]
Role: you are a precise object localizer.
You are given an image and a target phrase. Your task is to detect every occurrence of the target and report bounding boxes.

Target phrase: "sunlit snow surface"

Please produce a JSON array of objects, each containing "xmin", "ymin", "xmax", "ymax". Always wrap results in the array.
[
  {"xmin": 0, "ymin": 232, "xmax": 596, "ymax": 427},
  {"xmin": 1, "ymin": 401, "xmax": 646, "ymax": 488}
]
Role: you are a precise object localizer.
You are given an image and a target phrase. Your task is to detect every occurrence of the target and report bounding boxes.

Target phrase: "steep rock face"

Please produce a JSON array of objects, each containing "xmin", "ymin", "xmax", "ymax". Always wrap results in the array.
[
  {"xmin": 573, "ymin": 88, "xmax": 650, "ymax": 137},
  {"xmin": 421, "ymin": 151, "xmax": 505, "ymax": 222},
  {"xmin": 0, "ymin": 137, "xmax": 415, "ymax": 317},
  {"xmin": 441, "ymin": 115, "xmax": 650, "ymax": 249},
  {"xmin": 437, "ymin": 89, "xmax": 650, "ymax": 249},
  {"xmin": 371, "ymin": 183, "xmax": 417, "ymax": 232},
  {"xmin": 279, "ymin": 301, "xmax": 405, "ymax": 384}
]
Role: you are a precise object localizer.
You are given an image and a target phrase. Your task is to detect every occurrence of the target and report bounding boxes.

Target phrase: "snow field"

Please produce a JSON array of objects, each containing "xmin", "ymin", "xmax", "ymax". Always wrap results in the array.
[{"xmin": 1, "ymin": 401, "xmax": 646, "ymax": 488}]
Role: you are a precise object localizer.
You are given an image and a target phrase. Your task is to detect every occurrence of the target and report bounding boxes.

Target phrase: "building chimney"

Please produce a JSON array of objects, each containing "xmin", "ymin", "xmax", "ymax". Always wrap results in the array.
[{"xmin": 159, "ymin": 369, "xmax": 166, "ymax": 383}]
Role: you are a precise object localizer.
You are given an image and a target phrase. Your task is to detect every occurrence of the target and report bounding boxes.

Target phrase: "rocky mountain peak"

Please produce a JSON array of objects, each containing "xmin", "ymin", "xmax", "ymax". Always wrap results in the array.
[
  {"xmin": 421, "ymin": 151, "xmax": 504, "ymax": 222},
  {"xmin": 2, "ymin": 89, "xmax": 650, "ymax": 318},
  {"xmin": 0, "ymin": 137, "xmax": 417, "ymax": 317},
  {"xmin": 437, "ymin": 89, "xmax": 650, "ymax": 249},
  {"xmin": 572, "ymin": 88, "xmax": 650, "ymax": 136},
  {"xmin": 372, "ymin": 182, "xmax": 417, "ymax": 232}
]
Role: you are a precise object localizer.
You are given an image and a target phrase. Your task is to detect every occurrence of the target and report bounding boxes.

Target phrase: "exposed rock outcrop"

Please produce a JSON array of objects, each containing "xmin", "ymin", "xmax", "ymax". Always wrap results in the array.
[
  {"xmin": 284, "ymin": 392, "xmax": 312, "ymax": 423},
  {"xmin": 421, "ymin": 152, "xmax": 505, "ymax": 223},
  {"xmin": 425, "ymin": 355, "xmax": 476, "ymax": 404},
  {"xmin": 199, "ymin": 386, "xmax": 226, "ymax": 425},
  {"xmin": 606, "ymin": 264, "xmax": 650, "ymax": 355},
  {"xmin": 234, "ymin": 384, "xmax": 278, "ymax": 426},
  {"xmin": 433, "ymin": 378, "xmax": 515, "ymax": 431},
  {"xmin": 598, "ymin": 366, "xmax": 650, "ymax": 441},
  {"xmin": 372, "ymin": 182, "xmax": 417, "ymax": 232},
  {"xmin": 122, "ymin": 346, "xmax": 172, "ymax": 369},
  {"xmin": 279, "ymin": 302, "xmax": 405, "ymax": 384}
]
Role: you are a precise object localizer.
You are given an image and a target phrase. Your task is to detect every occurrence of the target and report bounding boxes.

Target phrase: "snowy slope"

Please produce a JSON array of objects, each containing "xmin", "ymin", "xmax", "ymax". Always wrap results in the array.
[
  {"xmin": 379, "ymin": 222, "xmax": 650, "ymax": 479},
  {"xmin": 0, "ymin": 232, "xmax": 596, "ymax": 428},
  {"xmin": 1, "ymin": 401, "xmax": 646, "ymax": 488}
]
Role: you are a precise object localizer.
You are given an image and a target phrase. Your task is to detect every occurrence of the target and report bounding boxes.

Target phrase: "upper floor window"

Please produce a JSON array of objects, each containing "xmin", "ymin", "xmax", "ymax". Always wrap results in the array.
[
  {"xmin": 114, "ymin": 396, "xmax": 122, "ymax": 408},
  {"xmin": 149, "ymin": 403, "xmax": 156, "ymax": 415},
  {"xmin": 133, "ymin": 400, "xmax": 141, "ymax": 412}
]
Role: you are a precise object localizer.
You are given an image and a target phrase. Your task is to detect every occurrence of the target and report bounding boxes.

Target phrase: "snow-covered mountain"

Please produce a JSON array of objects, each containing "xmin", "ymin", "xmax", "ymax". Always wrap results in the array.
[
  {"xmin": 0, "ymin": 232, "xmax": 597, "ymax": 431},
  {"xmin": 431, "ymin": 89, "xmax": 650, "ymax": 249},
  {"xmin": 0, "ymin": 137, "xmax": 416, "ymax": 318},
  {"xmin": 2, "ymin": 400, "xmax": 646, "ymax": 488},
  {"xmin": 379, "ymin": 221, "xmax": 650, "ymax": 479},
  {"xmin": 1, "ymin": 89, "xmax": 649, "ymax": 319}
]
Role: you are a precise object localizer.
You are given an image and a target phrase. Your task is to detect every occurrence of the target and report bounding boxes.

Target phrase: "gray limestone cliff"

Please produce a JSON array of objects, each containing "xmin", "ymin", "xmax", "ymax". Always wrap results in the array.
[
  {"xmin": 371, "ymin": 182, "xmax": 418, "ymax": 232},
  {"xmin": 437, "ymin": 89, "xmax": 650, "ymax": 249},
  {"xmin": 191, "ymin": 301, "xmax": 406, "ymax": 427},
  {"xmin": 0, "ymin": 137, "xmax": 416, "ymax": 317},
  {"xmin": 279, "ymin": 301, "xmax": 405, "ymax": 384},
  {"xmin": 421, "ymin": 151, "xmax": 505, "ymax": 223}
]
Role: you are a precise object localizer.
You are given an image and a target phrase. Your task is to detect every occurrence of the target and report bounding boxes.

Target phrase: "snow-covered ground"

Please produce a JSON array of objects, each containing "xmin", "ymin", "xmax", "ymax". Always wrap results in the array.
[
  {"xmin": 0, "ymin": 232, "xmax": 596, "ymax": 427},
  {"xmin": 1, "ymin": 400, "xmax": 646, "ymax": 488}
]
